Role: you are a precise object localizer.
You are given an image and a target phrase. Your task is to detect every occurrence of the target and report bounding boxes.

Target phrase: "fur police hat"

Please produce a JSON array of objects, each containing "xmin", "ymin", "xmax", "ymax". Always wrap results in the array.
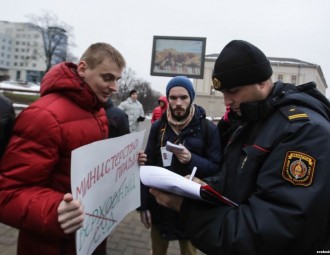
[
  {"xmin": 166, "ymin": 76, "xmax": 195, "ymax": 100},
  {"xmin": 212, "ymin": 40, "xmax": 273, "ymax": 90}
]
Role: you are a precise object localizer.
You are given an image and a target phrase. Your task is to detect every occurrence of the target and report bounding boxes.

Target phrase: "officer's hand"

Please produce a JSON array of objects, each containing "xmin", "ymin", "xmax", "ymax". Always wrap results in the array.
[
  {"xmin": 139, "ymin": 210, "xmax": 152, "ymax": 229},
  {"xmin": 57, "ymin": 193, "xmax": 84, "ymax": 234},
  {"xmin": 174, "ymin": 144, "xmax": 191, "ymax": 164},
  {"xmin": 149, "ymin": 188, "xmax": 183, "ymax": 212}
]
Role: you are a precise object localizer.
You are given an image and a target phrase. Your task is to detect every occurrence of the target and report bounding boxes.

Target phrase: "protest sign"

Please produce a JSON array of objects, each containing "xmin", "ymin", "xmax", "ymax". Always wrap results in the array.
[{"xmin": 71, "ymin": 130, "xmax": 145, "ymax": 255}]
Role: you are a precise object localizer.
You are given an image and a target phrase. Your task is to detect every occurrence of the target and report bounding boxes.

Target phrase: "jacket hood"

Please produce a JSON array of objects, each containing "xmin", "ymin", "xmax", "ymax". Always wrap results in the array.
[
  {"xmin": 40, "ymin": 62, "xmax": 102, "ymax": 111},
  {"xmin": 158, "ymin": 96, "xmax": 168, "ymax": 109}
]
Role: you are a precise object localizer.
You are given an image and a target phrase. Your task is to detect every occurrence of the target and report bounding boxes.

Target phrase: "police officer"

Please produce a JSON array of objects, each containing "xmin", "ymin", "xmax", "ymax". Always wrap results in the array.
[{"xmin": 149, "ymin": 40, "xmax": 330, "ymax": 255}]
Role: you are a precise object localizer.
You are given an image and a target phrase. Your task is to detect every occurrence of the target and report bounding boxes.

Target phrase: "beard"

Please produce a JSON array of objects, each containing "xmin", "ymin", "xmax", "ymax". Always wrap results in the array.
[{"xmin": 170, "ymin": 104, "xmax": 191, "ymax": 121}]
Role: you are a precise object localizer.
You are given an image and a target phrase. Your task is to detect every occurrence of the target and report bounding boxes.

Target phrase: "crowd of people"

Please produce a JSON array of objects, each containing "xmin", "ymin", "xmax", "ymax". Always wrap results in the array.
[{"xmin": 0, "ymin": 39, "xmax": 330, "ymax": 255}]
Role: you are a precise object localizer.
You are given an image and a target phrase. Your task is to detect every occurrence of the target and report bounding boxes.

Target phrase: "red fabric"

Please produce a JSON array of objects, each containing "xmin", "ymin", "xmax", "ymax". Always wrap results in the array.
[
  {"xmin": 0, "ymin": 62, "xmax": 108, "ymax": 255},
  {"xmin": 223, "ymin": 105, "xmax": 231, "ymax": 122},
  {"xmin": 151, "ymin": 96, "xmax": 168, "ymax": 124}
]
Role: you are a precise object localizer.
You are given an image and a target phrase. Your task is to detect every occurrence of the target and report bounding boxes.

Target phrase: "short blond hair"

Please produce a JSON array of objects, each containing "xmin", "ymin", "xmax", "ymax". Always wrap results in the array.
[{"xmin": 80, "ymin": 42, "xmax": 126, "ymax": 69}]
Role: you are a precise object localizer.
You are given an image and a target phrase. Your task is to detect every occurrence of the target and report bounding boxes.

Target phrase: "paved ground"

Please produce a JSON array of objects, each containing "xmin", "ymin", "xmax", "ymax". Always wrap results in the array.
[{"xmin": 0, "ymin": 211, "xmax": 205, "ymax": 255}]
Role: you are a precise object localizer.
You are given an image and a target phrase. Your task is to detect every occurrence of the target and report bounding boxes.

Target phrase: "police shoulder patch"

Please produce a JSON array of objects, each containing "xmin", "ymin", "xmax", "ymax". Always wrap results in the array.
[
  {"xmin": 282, "ymin": 151, "xmax": 316, "ymax": 186},
  {"xmin": 279, "ymin": 105, "xmax": 309, "ymax": 122}
]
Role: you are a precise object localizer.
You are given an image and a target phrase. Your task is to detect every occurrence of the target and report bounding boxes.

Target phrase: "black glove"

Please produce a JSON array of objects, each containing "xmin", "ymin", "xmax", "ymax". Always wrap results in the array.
[{"xmin": 137, "ymin": 116, "xmax": 145, "ymax": 122}]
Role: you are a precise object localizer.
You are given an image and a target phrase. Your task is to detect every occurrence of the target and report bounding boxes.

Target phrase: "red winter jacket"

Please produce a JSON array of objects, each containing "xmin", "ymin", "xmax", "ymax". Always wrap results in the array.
[
  {"xmin": 151, "ymin": 95, "xmax": 168, "ymax": 124},
  {"xmin": 0, "ymin": 62, "xmax": 108, "ymax": 255}
]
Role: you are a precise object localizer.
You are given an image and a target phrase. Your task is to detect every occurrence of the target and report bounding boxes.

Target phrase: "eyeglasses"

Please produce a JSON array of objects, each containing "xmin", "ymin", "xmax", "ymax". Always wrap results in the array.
[{"xmin": 169, "ymin": 95, "xmax": 189, "ymax": 101}]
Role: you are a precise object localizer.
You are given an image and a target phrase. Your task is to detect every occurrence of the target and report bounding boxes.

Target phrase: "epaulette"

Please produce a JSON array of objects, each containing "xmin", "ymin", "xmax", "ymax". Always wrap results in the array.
[{"xmin": 279, "ymin": 105, "xmax": 309, "ymax": 122}]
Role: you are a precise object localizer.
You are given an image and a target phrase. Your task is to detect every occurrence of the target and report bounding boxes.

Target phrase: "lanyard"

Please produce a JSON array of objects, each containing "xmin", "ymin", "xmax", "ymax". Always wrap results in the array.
[{"xmin": 160, "ymin": 124, "xmax": 182, "ymax": 147}]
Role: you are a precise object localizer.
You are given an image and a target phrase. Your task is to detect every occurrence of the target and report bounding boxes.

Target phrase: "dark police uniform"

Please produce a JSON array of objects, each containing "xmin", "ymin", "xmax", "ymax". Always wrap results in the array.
[{"xmin": 179, "ymin": 81, "xmax": 330, "ymax": 255}]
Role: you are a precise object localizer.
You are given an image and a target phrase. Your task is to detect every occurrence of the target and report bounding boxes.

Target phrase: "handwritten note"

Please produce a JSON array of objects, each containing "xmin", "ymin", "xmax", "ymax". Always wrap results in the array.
[{"xmin": 71, "ymin": 130, "xmax": 145, "ymax": 255}]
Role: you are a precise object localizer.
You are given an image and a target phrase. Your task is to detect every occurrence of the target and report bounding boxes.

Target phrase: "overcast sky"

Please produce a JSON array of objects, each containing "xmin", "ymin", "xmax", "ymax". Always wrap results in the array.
[{"xmin": 1, "ymin": 0, "xmax": 330, "ymax": 96}]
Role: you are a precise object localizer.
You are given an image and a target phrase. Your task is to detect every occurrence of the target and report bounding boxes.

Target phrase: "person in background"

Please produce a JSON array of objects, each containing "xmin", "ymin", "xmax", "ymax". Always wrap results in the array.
[
  {"xmin": 151, "ymin": 95, "xmax": 168, "ymax": 124},
  {"xmin": 0, "ymin": 94, "xmax": 15, "ymax": 159},
  {"xmin": 105, "ymin": 98, "xmax": 130, "ymax": 138},
  {"xmin": 138, "ymin": 76, "xmax": 222, "ymax": 255},
  {"xmin": 118, "ymin": 89, "xmax": 145, "ymax": 132},
  {"xmin": 0, "ymin": 42, "xmax": 126, "ymax": 255},
  {"xmin": 149, "ymin": 40, "xmax": 330, "ymax": 255}
]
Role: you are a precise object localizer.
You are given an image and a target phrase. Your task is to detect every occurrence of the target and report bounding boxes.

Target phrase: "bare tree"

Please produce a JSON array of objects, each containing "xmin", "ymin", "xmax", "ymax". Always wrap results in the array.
[
  {"xmin": 28, "ymin": 11, "xmax": 76, "ymax": 73},
  {"xmin": 112, "ymin": 67, "xmax": 161, "ymax": 114},
  {"xmin": 118, "ymin": 67, "xmax": 137, "ymax": 99}
]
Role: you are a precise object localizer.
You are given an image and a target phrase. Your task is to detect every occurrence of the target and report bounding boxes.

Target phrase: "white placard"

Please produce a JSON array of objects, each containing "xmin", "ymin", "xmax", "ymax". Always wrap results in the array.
[{"xmin": 71, "ymin": 130, "xmax": 145, "ymax": 255}]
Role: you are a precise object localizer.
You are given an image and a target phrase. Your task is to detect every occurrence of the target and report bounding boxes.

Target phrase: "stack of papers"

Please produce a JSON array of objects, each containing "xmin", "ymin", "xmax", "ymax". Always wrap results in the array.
[{"xmin": 140, "ymin": 165, "xmax": 238, "ymax": 207}]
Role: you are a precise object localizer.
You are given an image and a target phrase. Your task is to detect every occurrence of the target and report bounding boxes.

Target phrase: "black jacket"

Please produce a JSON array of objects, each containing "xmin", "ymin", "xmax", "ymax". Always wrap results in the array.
[
  {"xmin": 140, "ymin": 104, "xmax": 222, "ymax": 240},
  {"xmin": 180, "ymin": 81, "xmax": 330, "ymax": 254},
  {"xmin": 0, "ymin": 95, "xmax": 15, "ymax": 158},
  {"xmin": 105, "ymin": 99, "xmax": 130, "ymax": 138}
]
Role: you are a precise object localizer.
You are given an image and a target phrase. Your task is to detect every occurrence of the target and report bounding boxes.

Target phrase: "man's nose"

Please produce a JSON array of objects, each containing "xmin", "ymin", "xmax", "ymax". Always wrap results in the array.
[{"xmin": 108, "ymin": 80, "xmax": 118, "ymax": 92}]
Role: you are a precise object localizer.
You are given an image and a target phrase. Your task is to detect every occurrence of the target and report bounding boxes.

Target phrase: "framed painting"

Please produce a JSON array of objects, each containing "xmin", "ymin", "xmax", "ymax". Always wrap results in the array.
[{"xmin": 150, "ymin": 36, "xmax": 206, "ymax": 79}]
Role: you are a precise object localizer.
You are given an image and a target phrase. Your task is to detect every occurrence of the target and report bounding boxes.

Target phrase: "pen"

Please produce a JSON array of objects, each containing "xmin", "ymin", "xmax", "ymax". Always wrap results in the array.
[{"xmin": 189, "ymin": 166, "xmax": 197, "ymax": 181}]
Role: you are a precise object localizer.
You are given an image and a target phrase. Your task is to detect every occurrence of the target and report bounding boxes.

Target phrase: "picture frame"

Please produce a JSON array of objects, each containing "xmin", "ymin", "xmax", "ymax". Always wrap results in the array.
[{"xmin": 150, "ymin": 36, "xmax": 206, "ymax": 79}]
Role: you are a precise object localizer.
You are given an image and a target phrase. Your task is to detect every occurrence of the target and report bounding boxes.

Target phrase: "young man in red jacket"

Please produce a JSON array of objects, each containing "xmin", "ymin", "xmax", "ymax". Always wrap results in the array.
[{"xmin": 0, "ymin": 43, "xmax": 126, "ymax": 255}]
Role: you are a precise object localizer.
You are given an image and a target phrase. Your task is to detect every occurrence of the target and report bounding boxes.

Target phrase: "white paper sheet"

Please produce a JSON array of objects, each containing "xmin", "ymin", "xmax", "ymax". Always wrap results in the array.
[{"xmin": 140, "ymin": 165, "xmax": 201, "ymax": 200}]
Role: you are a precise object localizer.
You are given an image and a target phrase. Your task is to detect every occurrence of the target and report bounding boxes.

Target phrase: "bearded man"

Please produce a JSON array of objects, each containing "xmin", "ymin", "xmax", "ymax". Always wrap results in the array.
[{"xmin": 137, "ymin": 76, "xmax": 222, "ymax": 255}]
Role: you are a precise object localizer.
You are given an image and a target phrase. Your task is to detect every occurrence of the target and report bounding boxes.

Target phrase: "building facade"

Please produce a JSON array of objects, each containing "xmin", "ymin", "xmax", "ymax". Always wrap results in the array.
[
  {"xmin": 0, "ymin": 21, "xmax": 67, "ymax": 83},
  {"xmin": 193, "ymin": 54, "xmax": 328, "ymax": 117}
]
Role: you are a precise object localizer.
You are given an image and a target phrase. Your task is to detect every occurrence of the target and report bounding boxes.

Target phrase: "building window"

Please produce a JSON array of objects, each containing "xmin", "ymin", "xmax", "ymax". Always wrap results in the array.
[
  {"xmin": 278, "ymin": 74, "xmax": 283, "ymax": 81},
  {"xmin": 291, "ymin": 75, "xmax": 297, "ymax": 85}
]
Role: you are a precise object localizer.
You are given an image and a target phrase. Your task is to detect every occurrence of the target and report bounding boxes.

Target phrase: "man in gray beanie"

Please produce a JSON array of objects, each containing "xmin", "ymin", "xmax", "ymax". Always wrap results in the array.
[
  {"xmin": 149, "ymin": 40, "xmax": 330, "ymax": 254},
  {"xmin": 137, "ymin": 75, "xmax": 222, "ymax": 255}
]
